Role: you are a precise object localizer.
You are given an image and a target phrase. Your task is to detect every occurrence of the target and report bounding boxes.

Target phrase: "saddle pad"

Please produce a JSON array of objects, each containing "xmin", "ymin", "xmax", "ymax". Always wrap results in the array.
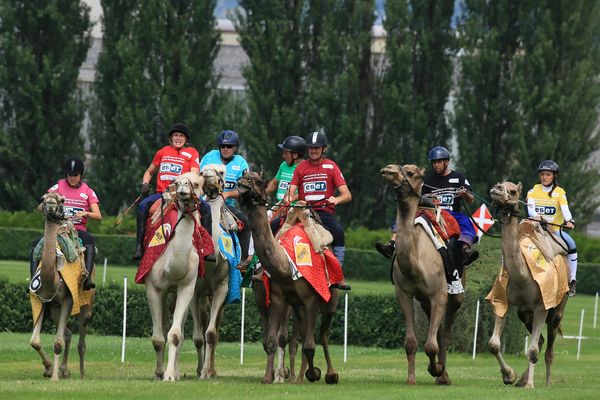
[{"xmin": 218, "ymin": 229, "xmax": 242, "ymax": 304}]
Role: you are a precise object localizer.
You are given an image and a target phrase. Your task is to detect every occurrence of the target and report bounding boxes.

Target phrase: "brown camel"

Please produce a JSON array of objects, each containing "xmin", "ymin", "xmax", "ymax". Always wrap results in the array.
[
  {"xmin": 237, "ymin": 170, "xmax": 339, "ymax": 385},
  {"xmin": 143, "ymin": 172, "xmax": 203, "ymax": 381},
  {"xmin": 488, "ymin": 181, "xmax": 569, "ymax": 388},
  {"xmin": 380, "ymin": 164, "xmax": 464, "ymax": 385},
  {"xmin": 30, "ymin": 192, "xmax": 94, "ymax": 380}
]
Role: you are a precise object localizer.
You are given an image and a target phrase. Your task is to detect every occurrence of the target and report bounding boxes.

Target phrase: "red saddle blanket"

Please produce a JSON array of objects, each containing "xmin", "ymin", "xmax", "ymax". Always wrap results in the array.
[
  {"xmin": 268, "ymin": 224, "xmax": 344, "ymax": 304},
  {"xmin": 415, "ymin": 209, "xmax": 460, "ymax": 242},
  {"xmin": 135, "ymin": 203, "xmax": 214, "ymax": 284}
]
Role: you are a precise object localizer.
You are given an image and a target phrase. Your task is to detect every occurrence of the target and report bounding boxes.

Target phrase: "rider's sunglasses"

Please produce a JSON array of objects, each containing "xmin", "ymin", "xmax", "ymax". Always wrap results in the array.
[{"xmin": 219, "ymin": 144, "xmax": 235, "ymax": 149}]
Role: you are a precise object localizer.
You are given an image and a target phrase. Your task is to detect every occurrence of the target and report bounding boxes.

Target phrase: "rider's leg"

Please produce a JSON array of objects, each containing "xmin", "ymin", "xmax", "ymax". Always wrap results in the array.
[
  {"xmin": 199, "ymin": 200, "xmax": 215, "ymax": 262},
  {"xmin": 375, "ymin": 222, "xmax": 397, "ymax": 259},
  {"xmin": 558, "ymin": 231, "xmax": 577, "ymax": 296},
  {"xmin": 317, "ymin": 211, "xmax": 351, "ymax": 291},
  {"xmin": 78, "ymin": 230, "xmax": 96, "ymax": 290},
  {"xmin": 134, "ymin": 194, "xmax": 161, "ymax": 260},
  {"xmin": 451, "ymin": 211, "xmax": 479, "ymax": 266},
  {"xmin": 29, "ymin": 237, "xmax": 42, "ymax": 278},
  {"xmin": 227, "ymin": 205, "xmax": 252, "ymax": 269}
]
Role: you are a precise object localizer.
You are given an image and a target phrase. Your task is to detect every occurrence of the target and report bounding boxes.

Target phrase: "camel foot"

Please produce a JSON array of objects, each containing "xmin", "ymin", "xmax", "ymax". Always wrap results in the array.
[
  {"xmin": 325, "ymin": 372, "xmax": 339, "ymax": 385},
  {"xmin": 515, "ymin": 371, "xmax": 528, "ymax": 387},
  {"xmin": 435, "ymin": 372, "xmax": 451, "ymax": 385},
  {"xmin": 154, "ymin": 372, "xmax": 164, "ymax": 381},
  {"xmin": 200, "ymin": 369, "xmax": 217, "ymax": 379},
  {"xmin": 305, "ymin": 367, "xmax": 321, "ymax": 382},
  {"xmin": 43, "ymin": 366, "xmax": 53, "ymax": 378},
  {"xmin": 427, "ymin": 362, "xmax": 444, "ymax": 377},
  {"xmin": 502, "ymin": 368, "xmax": 517, "ymax": 385},
  {"xmin": 274, "ymin": 368, "xmax": 286, "ymax": 384},
  {"xmin": 284, "ymin": 366, "xmax": 291, "ymax": 380},
  {"xmin": 163, "ymin": 374, "xmax": 177, "ymax": 382},
  {"xmin": 59, "ymin": 367, "xmax": 70, "ymax": 379},
  {"xmin": 406, "ymin": 377, "xmax": 417, "ymax": 385}
]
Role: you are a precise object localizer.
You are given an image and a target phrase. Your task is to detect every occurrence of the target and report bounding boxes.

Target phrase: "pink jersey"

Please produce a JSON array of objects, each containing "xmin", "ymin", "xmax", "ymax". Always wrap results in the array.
[
  {"xmin": 152, "ymin": 145, "xmax": 200, "ymax": 193},
  {"xmin": 48, "ymin": 179, "xmax": 100, "ymax": 231},
  {"xmin": 290, "ymin": 158, "xmax": 347, "ymax": 214}
]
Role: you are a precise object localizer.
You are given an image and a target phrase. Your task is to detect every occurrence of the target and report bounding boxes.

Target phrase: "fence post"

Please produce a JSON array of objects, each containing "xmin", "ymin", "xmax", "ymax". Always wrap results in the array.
[
  {"xmin": 102, "ymin": 257, "xmax": 107, "ymax": 287},
  {"xmin": 240, "ymin": 287, "xmax": 246, "ymax": 365},
  {"xmin": 594, "ymin": 293, "xmax": 598, "ymax": 329},
  {"xmin": 121, "ymin": 276, "xmax": 127, "ymax": 363},
  {"xmin": 577, "ymin": 309, "xmax": 585, "ymax": 360},
  {"xmin": 472, "ymin": 299, "xmax": 480, "ymax": 359},
  {"xmin": 344, "ymin": 292, "xmax": 349, "ymax": 363}
]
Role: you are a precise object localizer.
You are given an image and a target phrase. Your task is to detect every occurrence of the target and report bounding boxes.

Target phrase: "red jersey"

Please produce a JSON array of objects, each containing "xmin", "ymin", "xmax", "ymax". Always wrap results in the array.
[
  {"xmin": 152, "ymin": 145, "xmax": 200, "ymax": 193},
  {"xmin": 48, "ymin": 179, "xmax": 99, "ymax": 231},
  {"xmin": 290, "ymin": 158, "xmax": 347, "ymax": 214}
]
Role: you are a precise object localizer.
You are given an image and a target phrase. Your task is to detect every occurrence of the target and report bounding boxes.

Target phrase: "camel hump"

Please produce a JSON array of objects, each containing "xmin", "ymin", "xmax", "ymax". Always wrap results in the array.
[
  {"xmin": 275, "ymin": 207, "xmax": 333, "ymax": 253},
  {"xmin": 518, "ymin": 220, "xmax": 568, "ymax": 261}
]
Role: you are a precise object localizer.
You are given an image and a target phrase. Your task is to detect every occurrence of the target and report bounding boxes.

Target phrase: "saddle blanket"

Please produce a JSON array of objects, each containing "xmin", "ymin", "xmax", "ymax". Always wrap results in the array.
[
  {"xmin": 30, "ymin": 259, "xmax": 94, "ymax": 325},
  {"xmin": 415, "ymin": 209, "xmax": 460, "ymax": 242},
  {"xmin": 277, "ymin": 224, "xmax": 344, "ymax": 303},
  {"xmin": 485, "ymin": 236, "xmax": 569, "ymax": 317},
  {"xmin": 218, "ymin": 228, "xmax": 242, "ymax": 304},
  {"xmin": 135, "ymin": 206, "xmax": 214, "ymax": 284}
]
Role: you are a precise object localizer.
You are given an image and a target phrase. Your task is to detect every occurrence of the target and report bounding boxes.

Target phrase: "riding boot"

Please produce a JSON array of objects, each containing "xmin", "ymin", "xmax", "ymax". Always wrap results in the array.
[
  {"xmin": 133, "ymin": 212, "xmax": 146, "ymax": 260},
  {"xmin": 82, "ymin": 244, "xmax": 96, "ymax": 290},
  {"xmin": 30, "ymin": 249, "xmax": 38, "ymax": 278},
  {"xmin": 375, "ymin": 240, "xmax": 395, "ymax": 259},
  {"xmin": 461, "ymin": 242, "xmax": 479, "ymax": 266},
  {"xmin": 200, "ymin": 201, "xmax": 215, "ymax": 262}
]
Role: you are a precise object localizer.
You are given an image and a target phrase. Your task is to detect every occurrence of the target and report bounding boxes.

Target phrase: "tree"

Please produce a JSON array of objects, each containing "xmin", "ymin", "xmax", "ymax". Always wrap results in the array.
[
  {"xmin": 455, "ymin": 0, "xmax": 600, "ymax": 223},
  {"xmin": 0, "ymin": 0, "xmax": 91, "ymax": 210},
  {"xmin": 90, "ymin": 0, "xmax": 220, "ymax": 213}
]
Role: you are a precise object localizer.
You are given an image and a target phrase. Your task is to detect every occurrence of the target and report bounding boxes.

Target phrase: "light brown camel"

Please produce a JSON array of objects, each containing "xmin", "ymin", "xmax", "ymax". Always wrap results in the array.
[
  {"xmin": 190, "ymin": 164, "xmax": 231, "ymax": 379},
  {"xmin": 237, "ymin": 170, "xmax": 340, "ymax": 385},
  {"xmin": 30, "ymin": 192, "xmax": 94, "ymax": 380},
  {"xmin": 488, "ymin": 181, "xmax": 569, "ymax": 388},
  {"xmin": 143, "ymin": 172, "xmax": 203, "ymax": 381},
  {"xmin": 380, "ymin": 164, "xmax": 464, "ymax": 385}
]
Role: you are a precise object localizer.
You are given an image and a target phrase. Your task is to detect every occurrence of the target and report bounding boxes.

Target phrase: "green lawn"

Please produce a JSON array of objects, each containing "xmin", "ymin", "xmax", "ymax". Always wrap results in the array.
[{"xmin": 0, "ymin": 259, "xmax": 396, "ymax": 296}]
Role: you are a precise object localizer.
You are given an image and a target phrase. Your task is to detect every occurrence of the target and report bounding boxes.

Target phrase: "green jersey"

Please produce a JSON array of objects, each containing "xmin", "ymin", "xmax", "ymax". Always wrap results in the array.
[{"xmin": 274, "ymin": 161, "xmax": 299, "ymax": 201}]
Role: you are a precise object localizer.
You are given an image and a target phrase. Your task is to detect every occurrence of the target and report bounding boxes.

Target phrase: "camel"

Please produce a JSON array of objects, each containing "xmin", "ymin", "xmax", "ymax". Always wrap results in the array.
[
  {"xmin": 488, "ymin": 181, "xmax": 569, "ymax": 388},
  {"xmin": 189, "ymin": 164, "xmax": 231, "ymax": 379},
  {"xmin": 237, "ymin": 170, "xmax": 339, "ymax": 385},
  {"xmin": 143, "ymin": 172, "xmax": 204, "ymax": 381},
  {"xmin": 30, "ymin": 192, "xmax": 94, "ymax": 380},
  {"xmin": 380, "ymin": 164, "xmax": 464, "ymax": 385}
]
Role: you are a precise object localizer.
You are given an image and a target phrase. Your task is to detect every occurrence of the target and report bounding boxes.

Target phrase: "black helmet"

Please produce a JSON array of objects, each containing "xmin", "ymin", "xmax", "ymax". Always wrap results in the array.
[
  {"xmin": 428, "ymin": 146, "xmax": 450, "ymax": 161},
  {"xmin": 305, "ymin": 131, "xmax": 327, "ymax": 147},
  {"xmin": 217, "ymin": 130, "xmax": 239, "ymax": 146},
  {"xmin": 64, "ymin": 157, "xmax": 84, "ymax": 176},
  {"xmin": 278, "ymin": 135, "xmax": 306, "ymax": 156},
  {"xmin": 538, "ymin": 160, "xmax": 559, "ymax": 174},
  {"xmin": 168, "ymin": 123, "xmax": 190, "ymax": 141}
]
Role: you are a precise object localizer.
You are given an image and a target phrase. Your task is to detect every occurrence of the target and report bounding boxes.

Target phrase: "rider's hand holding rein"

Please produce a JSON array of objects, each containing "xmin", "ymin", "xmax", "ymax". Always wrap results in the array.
[{"xmin": 456, "ymin": 186, "xmax": 474, "ymax": 204}]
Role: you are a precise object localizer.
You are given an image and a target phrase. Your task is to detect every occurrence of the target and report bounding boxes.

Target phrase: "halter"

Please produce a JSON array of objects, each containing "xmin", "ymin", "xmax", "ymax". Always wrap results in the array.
[
  {"xmin": 237, "ymin": 173, "xmax": 269, "ymax": 207},
  {"xmin": 42, "ymin": 194, "xmax": 66, "ymax": 224},
  {"xmin": 490, "ymin": 182, "xmax": 520, "ymax": 224},
  {"xmin": 202, "ymin": 167, "xmax": 225, "ymax": 200},
  {"xmin": 393, "ymin": 166, "xmax": 422, "ymax": 201},
  {"xmin": 174, "ymin": 176, "xmax": 200, "ymax": 214}
]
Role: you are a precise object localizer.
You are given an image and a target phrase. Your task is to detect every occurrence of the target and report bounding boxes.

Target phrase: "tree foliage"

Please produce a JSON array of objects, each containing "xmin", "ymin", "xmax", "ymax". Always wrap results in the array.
[
  {"xmin": 0, "ymin": 0, "xmax": 91, "ymax": 210},
  {"xmin": 90, "ymin": 0, "xmax": 220, "ymax": 213},
  {"xmin": 455, "ymin": 0, "xmax": 600, "ymax": 222}
]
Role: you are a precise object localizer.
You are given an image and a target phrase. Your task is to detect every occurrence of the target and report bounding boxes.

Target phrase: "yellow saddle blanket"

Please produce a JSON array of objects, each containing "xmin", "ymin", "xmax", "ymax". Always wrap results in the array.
[
  {"xmin": 29, "ymin": 259, "xmax": 94, "ymax": 325},
  {"xmin": 485, "ymin": 236, "xmax": 569, "ymax": 317}
]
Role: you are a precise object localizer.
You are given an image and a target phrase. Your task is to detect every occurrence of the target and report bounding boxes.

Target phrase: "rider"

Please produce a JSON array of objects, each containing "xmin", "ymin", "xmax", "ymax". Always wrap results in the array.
[
  {"xmin": 420, "ymin": 146, "xmax": 479, "ymax": 294},
  {"xmin": 266, "ymin": 135, "xmax": 306, "ymax": 234},
  {"xmin": 30, "ymin": 157, "xmax": 102, "ymax": 290},
  {"xmin": 133, "ymin": 123, "xmax": 210, "ymax": 260},
  {"xmin": 286, "ymin": 132, "xmax": 352, "ymax": 290},
  {"xmin": 200, "ymin": 130, "xmax": 252, "ymax": 270},
  {"xmin": 526, "ymin": 160, "xmax": 578, "ymax": 297}
]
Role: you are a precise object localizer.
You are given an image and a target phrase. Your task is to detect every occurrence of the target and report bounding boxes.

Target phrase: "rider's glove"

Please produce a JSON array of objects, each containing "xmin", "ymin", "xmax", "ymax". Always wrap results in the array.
[{"xmin": 141, "ymin": 182, "xmax": 150, "ymax": 196}]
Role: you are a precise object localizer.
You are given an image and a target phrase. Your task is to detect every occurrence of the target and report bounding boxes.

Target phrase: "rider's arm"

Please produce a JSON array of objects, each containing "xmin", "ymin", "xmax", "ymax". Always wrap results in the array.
[
  {"xmin": 266, "ymin": 178, "xmax": 279, "ymax": 195},
  {"xmin": 285, "ymin": 184, "xmax": 298, "ymax": 204},
  {"xmin": 459, "ymin": 189, "xmax": 474, "ymax": 204},
  {"xmin": 142, "ymin": 163, "xmax": 158, "ymax": 185},
  {"xmin": 560, "ymin": 204, "xmax": 574, "ymax": 228},
  {"xmin": 328, "ymin": 184, "xmax": 352, "ymax": 206},
  {"xmin": 76, "ymin": 203, "xmax": 102, "ymax": 221}
]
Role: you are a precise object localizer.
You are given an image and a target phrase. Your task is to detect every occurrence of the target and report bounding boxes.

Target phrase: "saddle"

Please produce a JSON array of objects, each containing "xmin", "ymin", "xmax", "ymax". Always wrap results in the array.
[{"xmin": 274, "ymin": 206, "xmax": 333, "ymax": 254}]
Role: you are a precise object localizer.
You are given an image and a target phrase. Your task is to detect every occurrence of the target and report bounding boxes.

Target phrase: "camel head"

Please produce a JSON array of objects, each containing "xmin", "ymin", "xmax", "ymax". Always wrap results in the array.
[
  {"xmin": 490, "ymin": 181, "xmax": 522, "ymax": 223},
  {"xmin": 237, "ymin": 170, "xmax": 268, "ymax": 208},
  {"xmin": 39, "ymin": 192, "xmax": 66, "ymax": 223},
  {"xmin": 380, "ymin": 164, "xmax": 425, "ymax": 197},
  {"xmin": 173, "ymin": 172, "xmax": 204, "ymax": 211},
  {"xmin": 201, "ymin": 164, "xmax": 226, "ymax": 199}
]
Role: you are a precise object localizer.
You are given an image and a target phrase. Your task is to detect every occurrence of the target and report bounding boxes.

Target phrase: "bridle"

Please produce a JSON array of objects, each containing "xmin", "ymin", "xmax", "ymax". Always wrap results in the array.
[
  {"xmin": 392, "ymin": 166, "xmax": 422, "ymax": 201},
  {"xmin": 237, "ymin": 173, "xmax": 269, "ymax": 207},
  {"xmin": 490, "ymin": 182, "xmax": 520, "ymax": 224},
  {"xmin": 202, "ymin": 167, "xmax": 225, "ymax": 200},
  {"xmin": 41, "ymin": 194, "xmax": 66, "ymax": 224}
]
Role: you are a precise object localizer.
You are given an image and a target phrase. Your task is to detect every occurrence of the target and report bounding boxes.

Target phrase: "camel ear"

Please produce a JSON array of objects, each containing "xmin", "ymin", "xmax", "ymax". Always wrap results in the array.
[
  {"xmin": 419, "ymin": 167, "xmax": 426, "ymax": 178},
  {"xmin": 517, "ymin": 182, "xmax": 522, "ymax": 193}
]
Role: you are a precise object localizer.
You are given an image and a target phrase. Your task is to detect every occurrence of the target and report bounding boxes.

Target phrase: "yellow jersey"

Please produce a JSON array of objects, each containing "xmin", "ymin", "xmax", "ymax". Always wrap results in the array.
[{"xmin": 526, "ymin": 184, "xmax": 569, "ymax": 228}]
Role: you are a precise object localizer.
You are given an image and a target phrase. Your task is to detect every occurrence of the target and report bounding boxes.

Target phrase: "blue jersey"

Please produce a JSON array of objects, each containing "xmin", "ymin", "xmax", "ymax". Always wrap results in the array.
[{"xmin": 200, "ymin": 150, "xmax": 249, "ymax": 207}]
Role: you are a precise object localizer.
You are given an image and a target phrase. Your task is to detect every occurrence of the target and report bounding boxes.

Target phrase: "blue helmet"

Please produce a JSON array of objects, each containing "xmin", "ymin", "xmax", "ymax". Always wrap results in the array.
[
  {"xmin": 217, "ymin": 130, "xmax": 239, "ymax": 146},
  {"xmin": 428, "ymin": 146, "xmax": 450, "ymax": 161}
]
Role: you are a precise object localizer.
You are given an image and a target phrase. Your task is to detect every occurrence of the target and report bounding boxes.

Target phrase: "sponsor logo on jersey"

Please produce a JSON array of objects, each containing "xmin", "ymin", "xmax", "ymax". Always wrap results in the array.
[
  {"xmin": 278, "ymin": 181, "xmax": 289, "ymax": 190},
  {"xmin": 181, "ymin": 151, "xmax": 192, "ymax": 158},
  {"xmin": 232, "ymin": 165, "xmax": 241, "ymax": 170},
  {"xmin": 160, "ymin": 175, "xmax": 177, "ymax": 181},
  {"xmin": 535, "ymin": 205, "xmax": 556, "ymax": 215},
  {"xmin": 159, "ymin": 162, "xmax": 183, "ymax": 174},
  {"xmin": 225, "ymin": 181, "xmax": 236, "ymax": 190},
  {"xmin": 50, "ymin": 184, "xmax": 59, "ymax": 191},
  {"xmin": 449, "ymin": 178, "xmax": 459, "ymax": 183},
  {"xmin": 322, "ymin": 164, "xmax": 334, "ymax": 169},
  {"xmin": 80, "ymin": 193, "xmax": 89, "ymax": 200},
  {"xmin": 303, "ymin": 181, "xmax": 327, "ymax": 192}
]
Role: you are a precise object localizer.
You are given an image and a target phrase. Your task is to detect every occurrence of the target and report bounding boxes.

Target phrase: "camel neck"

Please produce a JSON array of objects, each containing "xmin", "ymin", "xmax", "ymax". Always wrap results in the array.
[
  {"xmin": 40, "ymin": 221, "xmax": 60, "ymax": 291},
  {"xmin": 164, "ymin": 211, "xmax": 196, "ymax": 279},
  {"xmin": 501, "ymin": 217, "xmax": 529, "ymax": 282},
  {"xmin": 247, "ymin": 207, "xmax": 288, "ymax": 279}
]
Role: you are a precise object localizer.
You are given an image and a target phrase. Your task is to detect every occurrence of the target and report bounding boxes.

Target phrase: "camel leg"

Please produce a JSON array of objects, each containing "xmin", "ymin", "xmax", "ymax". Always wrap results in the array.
[
  {"xmin": 263, "ymin": 296, "xmax": 285, "ymax": 384},
  {"xmin": 59, "ymin": 326, "xmax": 73, "ymax": 379},
  {"xmin": 321, "ymin": 291, "xmax": 339, "ymax": 384},
  {"xmin": 521, "ymin": 307, "xmax": 548, "ymax": 389},
  {"xmin": 78, "ymin": 304, "xmax": 92, "ymax": 379},
  {"xmin": 435, "ymin": 294, "xmax": 463, "ymax": 385},
  {"xmin": 423, "ymin": 297, "xmax": 446, "ymax": 379},
  {"xmin": 488, "ymin": 313, "xmax": 517, "ymax": 385},
  {"xmin": 201, "ymin": 282, "xmax": 227, "ymax": 380},
  {"xmin": 51, "ymin": 299, "xmax": 73, "ymax": 381},
  {"xmin": 274, "ymin": 305, "xmax": 293, "ymax": 383},
  {"xmin": 30, "ymin": 305, "xmax": 53, "ymax": 378},
  {"xmin": 189, "ymin": 292, "xmax": 206, "ymax": 378},
  {"xmin": 289, "ymin": 314, "xmax": 300, "ymax": 382},
  {"xmin": 146, "ymin": 285, "xmax": 166, "ymax": 380},
  {"xmin": 395, "ymin": 286, "xmax": 418, "ymax": 385},
  {"xmin": 545, "ymin": 299, "xmax": 567, "ymax": 386},
  {"xmin": 164, "ymin": 282, "xmax": 195, "ymax": 381},
  {"xmin": 302, "ymin": 299, "xmax": 321, "ymax": 383}
]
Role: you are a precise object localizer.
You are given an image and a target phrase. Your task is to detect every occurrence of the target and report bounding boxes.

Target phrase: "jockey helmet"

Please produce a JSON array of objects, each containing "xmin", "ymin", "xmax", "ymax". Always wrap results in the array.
[
  {"xmin": 305, "ymin": 131, "xmax": 327, "ymax": 147},
  {"xmin": 64, "ymin": 157, "xmax": 84, "ymax": 176},
  {"xmin": 217, "ymin": 130, "xmax": 240, "ymax": 146},
  {"xmin": 278, "ymin": 136, "xmax": 306, "ymax": 156},
  {"xmin": 428, "ymin": 146, "xmax": 450, "ymax": 161},
  {"xmin": 538, "ymin": 160, "xmax": 559, "ymax": 174},
  {"xmin": 168, "ymin": 123, "xmax": 190, "ymax": 141}
]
